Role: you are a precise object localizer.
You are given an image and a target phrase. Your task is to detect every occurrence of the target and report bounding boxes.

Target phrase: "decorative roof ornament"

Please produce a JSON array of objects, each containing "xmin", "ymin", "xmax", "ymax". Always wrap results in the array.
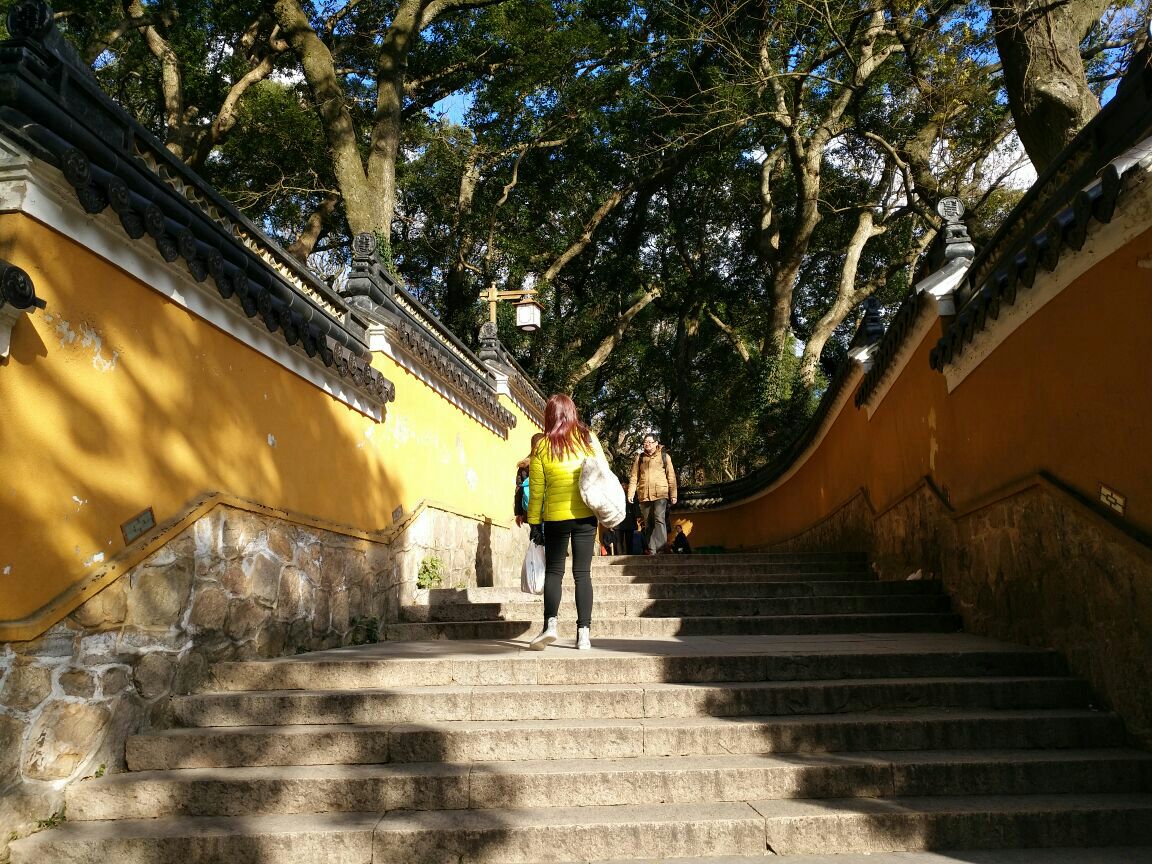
[
  {"xmin": 343, "ymin": 232, "xmax": 398, "ymax": 312},
  {"xmin": 936, "ymin": 197, "xmax": 976, "ymax": 264},
  {"xmin": 916, "ymin": 197, "xmax": 976, "ymax": 316},
  {"xmin": 0, "ymin": 258, "xmax": 47, "ymax": 359},
  {"xmin": 6, "ymin": 0, "xmax": 52, "ymax": 40},
  {"xmin": 846, "ymin": 296, "xmax": 885, "ymax": 371},
  {"xmin": 477, "ymin": 321, "xmax": 501, "ymax": 362},
  {"xmin": 6, "ymin": 0, "xmax": 95, "ymax": 78}
]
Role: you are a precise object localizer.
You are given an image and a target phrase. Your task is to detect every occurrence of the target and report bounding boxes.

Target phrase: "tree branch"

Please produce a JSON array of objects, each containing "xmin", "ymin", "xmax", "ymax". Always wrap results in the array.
[{"xmin": 567, "ymin": 283, "xmax": 664, "ymax": 387}]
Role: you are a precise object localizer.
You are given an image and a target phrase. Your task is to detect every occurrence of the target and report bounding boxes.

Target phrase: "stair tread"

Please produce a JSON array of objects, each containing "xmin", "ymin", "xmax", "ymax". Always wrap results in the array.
[
  {"xmin": 137, "ymin": 707, "xmax": 1117, "ymax": 737},
  {"xmin": 79, "ymin": 747, "xmax": 1152, "ymax": 786},
  {"xmin": 749, "ymin": 793, "xmax": 1152, "ymax": 817},
  {"xmin": 23, "ymin": 794, "xmax": 1152, "ymax": 837},
  {"xmin": 529, "ymin": 851, "xmax": 1152, "ymax": 864},
  {"xmin": 12, "ymin": 811, "xmax": 384, "ymax": 841},
  {"xmin": 377, "ymin": 794, "xmax": 1152, "ymax": 827},
  {"xmin": 20, "ymin": 548, "xmax": 1152, "ymax": 861},
  {"xmin": 222, "ymin": 631, "xmax": 1049, "ymax": 657},
  {"xmin": 178, "ymin": 674, "xmax": 1085, "ymax": 701}
]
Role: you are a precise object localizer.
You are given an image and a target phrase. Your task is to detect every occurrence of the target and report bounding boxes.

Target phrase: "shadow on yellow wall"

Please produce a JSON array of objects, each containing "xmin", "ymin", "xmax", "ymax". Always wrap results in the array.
[{"xmin": 0, "ymin": 215, "xmax": 538, "ymax": 632}]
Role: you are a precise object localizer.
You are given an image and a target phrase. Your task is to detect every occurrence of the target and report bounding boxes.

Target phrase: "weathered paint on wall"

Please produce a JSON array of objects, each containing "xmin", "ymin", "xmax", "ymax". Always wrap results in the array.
[{"xmin": 0, "ymin": 214, "xmax": 539, "ymax": 629}]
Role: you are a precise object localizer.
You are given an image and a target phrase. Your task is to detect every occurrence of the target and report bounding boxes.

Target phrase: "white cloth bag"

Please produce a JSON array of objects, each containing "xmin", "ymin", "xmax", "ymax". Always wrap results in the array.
[
  {"xmin": 521, "ymin": 539, "xmax": 546, "ymax": 594},
  {"xmin": 579, "ymin": 455, "xmax": 627, "ymax": 528}
]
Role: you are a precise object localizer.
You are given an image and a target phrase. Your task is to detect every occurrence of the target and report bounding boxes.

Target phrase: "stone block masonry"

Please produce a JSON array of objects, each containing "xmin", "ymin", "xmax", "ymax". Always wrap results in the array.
[
  {"xmin": 0, "ymin": 500, "xmax": 527, "ymax": 859},
  {"xmin": 767, "ymin": 478, "xmax": 1152, "ymax": 750}
]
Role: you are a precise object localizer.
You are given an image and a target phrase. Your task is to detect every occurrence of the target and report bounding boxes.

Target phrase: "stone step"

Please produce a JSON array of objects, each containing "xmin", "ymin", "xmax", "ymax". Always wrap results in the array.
[
  {"xmin": 171, "ymin": 676, "xmax": 1091, "ymax": 727},
  {"xmin": 126, "ymin": 709, "xmax": 1125, "ymax": 770},
  {"xmin": 752, "ymin": 794, "xmax": 1152, "ymax": 855},
  {"xmin": 529, "ymin": 851, "xmax": 1152, "ymax": 864},
  {"xmin": 591, "ymin": 567, "xmax": 874, "ymax": 583},
  {"xmin": 429, "ymin": 580, "xmax": 945, "ymax": 602},
  {"xmin": 18, "ymin": 796, "xmax": 1152, "ymax": 864},
  {"xmin": 68, "ymin": 749, "xmax": 1152, "ymax": 820},
  {"xmin": 202, "ymin": 638, "xmax": 1066, "ymax": 691},
  {"xmin": 385, "ymin": 612, "xmax": 963, "ymax": 641},
  {"xmin": 8, "ymin": 812, "xmax": 382, "ymax": 864},
  {"xmin": 593, "ymin": 552, "xmax": 867, "ymax": 565},
  {"xmin": 406, "ymin": 594, "xmax": 952, "ymax": 623},
  {"xmin": 654, "ymin": 851, "xmax": 1152, "ymax": 864},
  {"xmin": 370, "ymin": 795, "xmax": 1152, "ymax": 861}
]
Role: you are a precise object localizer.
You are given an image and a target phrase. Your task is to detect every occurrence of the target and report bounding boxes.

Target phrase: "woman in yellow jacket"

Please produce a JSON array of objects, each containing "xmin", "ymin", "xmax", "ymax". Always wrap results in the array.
[{"xmin": 526, "ymin": 393, "xmax": 606, "ymax": 650}]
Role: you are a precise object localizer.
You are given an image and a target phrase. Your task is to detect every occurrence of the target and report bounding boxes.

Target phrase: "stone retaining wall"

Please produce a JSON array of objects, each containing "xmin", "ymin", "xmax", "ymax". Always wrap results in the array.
[
  {"xmin": 770, "ymin": 479, "xmax": 1152, "ymax": 748},
  {"xmin": 391, "ymin": 505, "xmax": 530, "ymax": 607},
  {"xmin": 0, "ymin": 501, "xmax": 525, "ymax": 859}
]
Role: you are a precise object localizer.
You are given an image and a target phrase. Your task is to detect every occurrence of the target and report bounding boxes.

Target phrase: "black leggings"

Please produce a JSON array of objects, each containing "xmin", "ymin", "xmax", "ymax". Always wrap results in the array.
[{"xmin": 542, "ymin": 516, "xmax": 597, "ymax": 627}]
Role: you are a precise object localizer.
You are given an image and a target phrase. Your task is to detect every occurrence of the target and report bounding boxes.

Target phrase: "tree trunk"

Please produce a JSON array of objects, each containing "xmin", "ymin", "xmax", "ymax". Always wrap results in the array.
[
  {"xmin": 125, "ymin": 0, "xmax": 188, "ymax": 159},
  {"xmin": 443, "ymin": 148, "xmax": 482, "ymax": 336},
  {"xmin": 566, "ymin": 284, "xmax": 663, "ymax": 388},
  {"xmin": 272, "ymin": 0, "xmax": 381, "ymax": 237},
  {"xmin": 286, "ymin": 192, "xmax": 340, "ymax": 261},
  {"xmin": 798, "ymin": 209, "xmax": 884, "ymax": 386},
  {"xmin": 991, "ymin": 0, "xmax": 1105, "ymax": 172}
]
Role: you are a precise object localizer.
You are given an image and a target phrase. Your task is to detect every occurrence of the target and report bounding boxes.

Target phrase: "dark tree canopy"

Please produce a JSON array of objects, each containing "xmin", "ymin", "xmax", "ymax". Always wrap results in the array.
[{"xmin": 36, "ymin": 0, "xmax": 1151, "ymax": 481}]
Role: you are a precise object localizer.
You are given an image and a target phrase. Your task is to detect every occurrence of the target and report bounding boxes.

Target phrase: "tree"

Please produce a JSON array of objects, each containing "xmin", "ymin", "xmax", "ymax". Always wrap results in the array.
[
  {"xmin": 43, "ymin": 0, "xmax": 1150, "ymax": 482},
  {"xmin": 990, "ymin": 0, "xmax": 1130, "ymax": 172}
]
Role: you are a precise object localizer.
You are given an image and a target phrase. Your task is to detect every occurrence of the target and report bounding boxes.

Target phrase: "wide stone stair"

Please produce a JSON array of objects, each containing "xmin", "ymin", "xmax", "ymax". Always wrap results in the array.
[
  {"xmin": 11, "ymin": 553, "xmax": 1152, "ymax": 863},
  {"xmin": 390, "ymin": 553, "xmax": 960, "ymax": 640}
]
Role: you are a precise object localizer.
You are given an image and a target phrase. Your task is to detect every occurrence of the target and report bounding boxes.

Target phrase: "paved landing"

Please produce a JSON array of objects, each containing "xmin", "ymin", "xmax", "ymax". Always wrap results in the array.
[{"xmin": 264, "ymin": 632, "xmax": 1043, "ymax": 661}]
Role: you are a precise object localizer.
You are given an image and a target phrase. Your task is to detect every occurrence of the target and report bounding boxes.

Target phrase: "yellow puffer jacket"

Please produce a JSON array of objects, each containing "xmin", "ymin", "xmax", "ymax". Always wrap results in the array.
[{"xmin": 527, "ymin": 431, "xmax": 606, "ymax": 524}]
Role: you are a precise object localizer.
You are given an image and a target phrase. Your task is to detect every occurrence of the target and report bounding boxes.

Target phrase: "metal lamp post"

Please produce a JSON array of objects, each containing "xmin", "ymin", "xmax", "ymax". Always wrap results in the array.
[{"xmin": 485, "ymin": 281, "xmax": 543, "ymax": 332}]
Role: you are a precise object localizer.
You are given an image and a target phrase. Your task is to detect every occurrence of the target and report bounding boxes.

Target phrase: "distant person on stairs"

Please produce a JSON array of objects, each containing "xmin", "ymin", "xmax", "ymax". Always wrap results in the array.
[
  {"xmin": 628, "ymin": 432, "xmax": 677, "ymax": 555},
  {"xmin": 514, "ymin": 433, "xmax": 544, "ymax": 527},
  {"xmin": 526, "ymin": 394, "xmax": 606, "ymax": 651}
]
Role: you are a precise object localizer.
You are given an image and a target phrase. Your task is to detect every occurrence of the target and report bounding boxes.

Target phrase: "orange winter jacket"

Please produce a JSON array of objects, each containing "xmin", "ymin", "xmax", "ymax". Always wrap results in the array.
[{"xmin": 526, "ymin": 432, "xmax": 606, "ymax": 523}]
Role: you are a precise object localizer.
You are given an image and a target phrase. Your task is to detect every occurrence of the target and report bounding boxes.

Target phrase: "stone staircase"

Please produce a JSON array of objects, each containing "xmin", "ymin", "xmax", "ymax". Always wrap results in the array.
[{"xmin": 11, "ymin": 553, "xmax": 1152, "ymax": 863}]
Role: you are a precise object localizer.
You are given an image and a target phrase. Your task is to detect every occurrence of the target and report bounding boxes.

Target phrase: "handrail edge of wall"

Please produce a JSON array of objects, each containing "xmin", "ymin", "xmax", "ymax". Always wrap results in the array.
[
  {"xmin": 750, "ymin": 472, "xmax": 1152, "ymax": 567},
  {"xmin": 0, "ymin": 493, "xmax": 516, "ymax": 643}
]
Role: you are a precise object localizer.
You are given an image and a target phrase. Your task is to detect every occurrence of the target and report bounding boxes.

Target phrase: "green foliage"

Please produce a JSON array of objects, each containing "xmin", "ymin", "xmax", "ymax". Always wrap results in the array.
[
  {"xmin": 42, "ymin": 0, "xmax": 1150, "ymax": 484},
  {"xmin": 349, "ymin": 616, "xmax": 380, "ymax": 646},
  {"xmin": 35, "ymin": 807, "xmax": 65, "ymax": 831},
  {"xmin": 417, "ymin": 556, "xmax": 445, "ymax": 590}
]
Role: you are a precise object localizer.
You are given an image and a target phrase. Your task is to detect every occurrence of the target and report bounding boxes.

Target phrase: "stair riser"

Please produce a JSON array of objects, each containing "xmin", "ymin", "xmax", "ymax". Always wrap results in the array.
[
  {"xmin": 372, "ymin": 806, "xmax": 1152, "ymax": 863},
  {"xmin": 9, "ymin": 828, "xmax": 375, "ymax": 864},
  {"xmin": 892, "ymin": 759, "xmax": 1152, "ymax": 797},
  {"xmin": 384, "ymin": 613, "xmax": 963, "ymax": 641},
  {"xmin": 21, "ymin": 806, "xmax": 1152, "ymax": 864},
  {"xmin": 204, "ymin": 650, "xmax": 1068, "ymax": 691},
  {"xmin": 173, "ymin": 679, "xmax": 1090, "ymax": 727},
  {"xmin": 594, "ymin": 554, "xmax": 865, "ymax": 564},
  {"xmin": 68, "ymin": 771, "xmax": 470, "ymax": 820},
  {"xmin": 70, "ymin": 758, "xmax": 1152, "ymax": 820},
  {"xmin": 594, "ymin": 570, "xmax": 872, "ymax": 583},
  {"xmin": 127, "ymin": 714, "xmax": 1125, "ymax": 770},
  {"xmin": 642, "ymin": 715, "xmax": 1125, "ymax": 760},
  {"xmin": 373, "ymin": 813, "xmax": 765, "ymax": 864},
  {"xmin": 592, "ymin": 562, "xmax": 867, "ymax": 574},
  {"xmin": 762, "ymin": 808, "xmax": 1152, "ymax": 855},
  {"xmin": 434, "ymin": 580, "xmax": 943, "ymax": 602},
  {"xmin": 410, "ymin": 596, "xmax": 951, "ymax": 623}
]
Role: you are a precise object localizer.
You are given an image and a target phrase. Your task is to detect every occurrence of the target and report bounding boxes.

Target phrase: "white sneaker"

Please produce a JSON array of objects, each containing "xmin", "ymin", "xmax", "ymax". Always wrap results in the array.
[
  {"xmin": 530, "ymin": 617, "xmax": 558, "ymax": 650},
  {"xmin": 576, "ymin": 626, "xmax": 591, "ymax": 650}
]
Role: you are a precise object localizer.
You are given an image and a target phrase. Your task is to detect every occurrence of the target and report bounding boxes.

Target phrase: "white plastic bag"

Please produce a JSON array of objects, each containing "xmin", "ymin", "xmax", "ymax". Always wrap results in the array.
[{"xmin": 521, "ymin": 540, "xmax": 546, "ymax": 595}]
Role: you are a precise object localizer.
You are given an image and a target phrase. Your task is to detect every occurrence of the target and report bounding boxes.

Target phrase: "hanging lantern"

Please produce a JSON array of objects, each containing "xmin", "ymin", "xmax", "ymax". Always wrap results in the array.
[{"xmin": 515, "ymin": 297, "xmax": 543, "ymax": 332}]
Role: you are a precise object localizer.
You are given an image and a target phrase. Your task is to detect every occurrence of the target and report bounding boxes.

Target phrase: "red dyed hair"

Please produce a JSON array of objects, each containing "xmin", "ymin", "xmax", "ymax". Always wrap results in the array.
[{"xmin": 542, "ymin": 394, "xmax": 593, "ymax": 461}]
